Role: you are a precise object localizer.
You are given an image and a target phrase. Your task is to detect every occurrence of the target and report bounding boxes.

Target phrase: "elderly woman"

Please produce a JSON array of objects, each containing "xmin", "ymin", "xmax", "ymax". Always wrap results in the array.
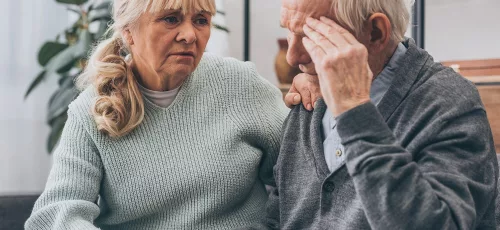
[{"xmin": 25, "ymin": 0, "xmax": 290, "ymax": 229}]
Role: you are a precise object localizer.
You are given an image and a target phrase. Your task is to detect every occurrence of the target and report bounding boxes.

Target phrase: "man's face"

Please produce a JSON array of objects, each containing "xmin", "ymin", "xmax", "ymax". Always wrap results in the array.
[{"xmin": 280, "ymin": 0, "xmax": 335, "ymax": 75}]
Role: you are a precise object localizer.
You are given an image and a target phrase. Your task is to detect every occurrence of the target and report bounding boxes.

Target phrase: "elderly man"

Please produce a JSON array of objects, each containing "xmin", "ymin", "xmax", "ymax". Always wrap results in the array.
[{"xmin": 265, "ymin": 0, "xmax": 498, "ymax": 229}]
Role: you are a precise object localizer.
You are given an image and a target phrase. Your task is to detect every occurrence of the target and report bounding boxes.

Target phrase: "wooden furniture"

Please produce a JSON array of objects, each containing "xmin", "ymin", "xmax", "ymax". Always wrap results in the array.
[{"xmin": 441, "ymin": 59, "xmax": 500, "ymax": 153}]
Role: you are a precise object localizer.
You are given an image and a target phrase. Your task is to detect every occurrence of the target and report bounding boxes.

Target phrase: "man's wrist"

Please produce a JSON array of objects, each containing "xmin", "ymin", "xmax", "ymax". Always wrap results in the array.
[{"xmin": 331, "ymin": 98, "xmax": 371, "ymax": 117}]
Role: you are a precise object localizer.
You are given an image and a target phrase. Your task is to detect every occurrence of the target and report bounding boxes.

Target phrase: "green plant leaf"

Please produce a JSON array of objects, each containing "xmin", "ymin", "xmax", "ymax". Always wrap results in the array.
[
  {"xmin": 47, "ymin": 75, "xmax": 80, "ymax": 124},
  {"xmin": 93, "ymin": 0, "xmax": 111, "ymax": 10},
  {"xmin": 213, "ymin": 24, "xmax": 230, "ymax": 33},
  {"xmin": 24, "ymin": 71, "xmax": 47, "ymax": 99},
  {"xmin": 47, "ymin": 113, "xmax": 67, "ymax": 153},
  {"xmin": 38, "ymin": 42, "xmax": 69, "ymax": 66},
  {"xmin": 95, "ymin": 20, "xmax": 112, "ymax": 40},
  {"xmin": 44, "ymin": 46, "xmax": 78, "ymax": 74},
  {"xmin": 45, "ymin": 29, "xmax": 92, "ymax": 74},
  {"xmin": 56, "ymin": 0, "xmax": 88, "ymax": 5},
  {"xmin": 67, "ymin": 7, "xmax": 82, "ymax": 15},
  {"xmin": 88, "ymin": 7, "xmax": 112, "ymax": 22},
  {"xmin": 75, "ymin": 29, "xmax": 93, "ymax": 56}
]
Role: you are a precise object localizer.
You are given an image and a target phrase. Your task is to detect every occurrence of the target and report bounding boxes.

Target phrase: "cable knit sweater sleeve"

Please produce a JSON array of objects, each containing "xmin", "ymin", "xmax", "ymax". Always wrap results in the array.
[
  {"xmin": 25, "ymin": 107, "xmax": 103, "ymax": 230},
  {"xmin": 239, "ymin": 61, "xmax": 289, "ymax": 186}
]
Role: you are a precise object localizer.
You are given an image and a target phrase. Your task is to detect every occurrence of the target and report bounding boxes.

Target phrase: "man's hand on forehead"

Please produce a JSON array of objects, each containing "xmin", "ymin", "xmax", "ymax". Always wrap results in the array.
[{"xmin": 302, "ymin": 16, "xmax": 372, "ymax": 116}]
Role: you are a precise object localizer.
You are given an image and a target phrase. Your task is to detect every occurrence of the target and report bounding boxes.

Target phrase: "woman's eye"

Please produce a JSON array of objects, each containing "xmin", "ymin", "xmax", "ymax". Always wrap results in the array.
[
  {"xmin": 195, "ymin": 18, "xmax": 209, "ymax": 25},
  {"xmin": 163, "ymin": 16, "xmax": 180, "ymax": 24}
]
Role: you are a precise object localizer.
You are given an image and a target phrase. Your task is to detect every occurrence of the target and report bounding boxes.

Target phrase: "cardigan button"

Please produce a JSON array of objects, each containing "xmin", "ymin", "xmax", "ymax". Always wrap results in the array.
[{"xmin": 323, "ymin": 182, "xmax": 335, "ymax": 192}]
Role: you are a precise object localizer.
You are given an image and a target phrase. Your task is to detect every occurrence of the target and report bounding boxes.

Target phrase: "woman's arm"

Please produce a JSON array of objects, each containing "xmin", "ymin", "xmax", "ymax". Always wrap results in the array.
[
  {"xmin": 25, "ymin": 110, "xmax": 103, "ymax": 230},
  {"xmin": 241, "ymin": 66, "xmax": 288, "ymax": 230},
  {"xmin": 245, "ymin": 67, "xmax": 289, "ymax": 185}
]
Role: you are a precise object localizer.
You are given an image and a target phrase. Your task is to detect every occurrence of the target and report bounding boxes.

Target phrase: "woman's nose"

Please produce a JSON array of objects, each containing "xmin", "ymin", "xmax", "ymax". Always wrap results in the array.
[{"xmin": 176, "ymin": 22, "xmax": 197, "ymax": 44}]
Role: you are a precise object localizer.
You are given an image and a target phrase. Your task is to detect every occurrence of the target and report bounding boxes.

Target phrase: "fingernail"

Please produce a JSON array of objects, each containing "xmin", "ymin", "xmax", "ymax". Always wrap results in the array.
[
  {"xmin": 307, "ymin": 103, "xmax": 312, "ymax": 111},
  {"xmin": 313, "ymin": 101, "xmax": 316, "ymax": 109},
  {"xmin": 294, "ymin": 94, "xmax": 300, "ymax": 102},
  {"xmin": 299, "ymin": 64, "xmax": 306, "ymax": 72},
  {"xmin": 306, "ymin": 17, "xmax": 314, "ymax": 24}
]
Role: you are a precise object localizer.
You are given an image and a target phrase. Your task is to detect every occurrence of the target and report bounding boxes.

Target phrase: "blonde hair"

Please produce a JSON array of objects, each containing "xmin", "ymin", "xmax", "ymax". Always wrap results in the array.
[
  {"xmin": 77, "ymin": 0, "xmax": 216, "ymax": 137},
  {"xmin": 332, "ymin": 0, "xmax": 414, "ymax": 42}
]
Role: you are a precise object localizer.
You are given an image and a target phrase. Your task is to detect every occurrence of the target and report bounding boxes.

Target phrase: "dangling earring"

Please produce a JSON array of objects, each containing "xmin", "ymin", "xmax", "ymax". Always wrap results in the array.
[{"xmin": 125, "ymin": 54, "xmax": 132, "ymax": 62}]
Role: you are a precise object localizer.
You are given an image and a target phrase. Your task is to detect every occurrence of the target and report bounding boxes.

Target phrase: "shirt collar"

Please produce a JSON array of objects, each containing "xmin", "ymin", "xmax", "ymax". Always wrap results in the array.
[{"xmin": 370, "ymin": 42, "xmax": 407, "ymax": 106}]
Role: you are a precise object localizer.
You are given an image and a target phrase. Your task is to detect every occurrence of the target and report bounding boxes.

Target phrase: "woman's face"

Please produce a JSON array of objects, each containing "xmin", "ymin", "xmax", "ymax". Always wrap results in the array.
[{"xmin": 127, "ymin": 8, "xmax": 212, "ymax": 85}]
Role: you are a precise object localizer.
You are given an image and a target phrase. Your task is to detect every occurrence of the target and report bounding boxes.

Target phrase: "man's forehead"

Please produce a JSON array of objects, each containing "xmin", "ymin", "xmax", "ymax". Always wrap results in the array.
[{"xmin": 280, "ymin": 0, "xmax": 334, "ymax": 30}]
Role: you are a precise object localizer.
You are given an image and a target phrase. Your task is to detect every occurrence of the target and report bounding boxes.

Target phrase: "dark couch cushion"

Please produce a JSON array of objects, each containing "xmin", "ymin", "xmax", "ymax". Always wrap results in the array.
[{"xmin": 0, "ymin": 195, "xmax": 39, "ymax": 230}]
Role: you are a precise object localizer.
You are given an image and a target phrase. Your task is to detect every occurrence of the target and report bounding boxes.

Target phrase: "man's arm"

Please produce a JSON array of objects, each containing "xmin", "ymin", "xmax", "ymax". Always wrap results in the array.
[{"xmin": 337, "ymin": 102, "xmax": 498, "ymax": 229}]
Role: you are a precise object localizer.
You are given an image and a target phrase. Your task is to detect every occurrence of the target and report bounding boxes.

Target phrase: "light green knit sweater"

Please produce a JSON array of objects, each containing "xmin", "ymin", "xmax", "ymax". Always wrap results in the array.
[{"xmin": 25, "ymin": 54, "xmax": 289, "ymax": 230}]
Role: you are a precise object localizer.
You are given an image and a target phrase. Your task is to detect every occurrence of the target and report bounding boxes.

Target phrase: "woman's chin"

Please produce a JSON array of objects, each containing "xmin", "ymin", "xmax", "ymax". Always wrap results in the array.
[{"xmin": 170, "ymin": 66, "xmax": 195, "ymax": 78}]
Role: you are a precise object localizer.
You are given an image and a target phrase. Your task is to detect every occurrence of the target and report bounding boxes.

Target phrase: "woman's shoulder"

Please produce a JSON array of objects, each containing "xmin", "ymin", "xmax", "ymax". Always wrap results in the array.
[
  {"xmin": 199, "ymin": 53, "xmax": 255, "ymax": 76},
  {"xmin": 67, "ymin": 86, "xmax": 98, "ymax": 124},
  {"xmin": 198, "ymin": 53, "xmax": 277, "ymax": 91},
  {"xmin": 198, "ymin": 53, "xmax": 287, "ymax": 111}
]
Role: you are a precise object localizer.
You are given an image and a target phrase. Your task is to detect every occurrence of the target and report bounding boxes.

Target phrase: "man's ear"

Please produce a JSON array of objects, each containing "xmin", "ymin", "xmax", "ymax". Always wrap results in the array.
[
  {"xmin": 366, "ymin": 13, "xmax": 392, "ymax": 53},
  {"xmin": 122, "ymin": 29, "xmax": 134, "ymax": 46}
]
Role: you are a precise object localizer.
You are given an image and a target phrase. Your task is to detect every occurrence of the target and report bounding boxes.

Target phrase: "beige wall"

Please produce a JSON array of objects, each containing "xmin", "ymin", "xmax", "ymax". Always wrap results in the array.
[{"xmin": 425, "ymin": 0, "xmax": 500, "ymax": 61}]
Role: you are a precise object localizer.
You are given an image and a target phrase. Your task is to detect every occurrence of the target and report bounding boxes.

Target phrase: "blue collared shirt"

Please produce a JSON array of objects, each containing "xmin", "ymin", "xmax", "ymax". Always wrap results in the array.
[{"xmin": 322, "ymin": 43, "xmax": 407, "ymax": 172}]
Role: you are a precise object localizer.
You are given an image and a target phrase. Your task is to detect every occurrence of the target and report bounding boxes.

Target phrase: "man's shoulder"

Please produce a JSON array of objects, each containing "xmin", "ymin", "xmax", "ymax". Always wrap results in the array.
[
  {"xmin": 282, "ymin": 100, "xmax": 324, "ymax": 140},
  {"xmin": 409, "ymin": 62, "xmax": 484, "ymax": 115},
  {"xmin": 423, "ymin": 64, "xmax": 479, "ymax": 97}
]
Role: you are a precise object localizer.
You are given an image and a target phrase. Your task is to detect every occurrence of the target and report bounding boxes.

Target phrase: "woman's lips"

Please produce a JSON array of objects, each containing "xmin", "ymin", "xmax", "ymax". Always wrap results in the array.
[{"xmin": 170, "ymin": 51, "xmax": 195, "ymax": 58}]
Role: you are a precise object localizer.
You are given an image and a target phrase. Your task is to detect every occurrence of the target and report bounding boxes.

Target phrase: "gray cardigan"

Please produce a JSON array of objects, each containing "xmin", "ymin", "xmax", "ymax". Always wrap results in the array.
[{"xmin": 264, "ymin": 39, "xmax": 498, "ymax": 229}]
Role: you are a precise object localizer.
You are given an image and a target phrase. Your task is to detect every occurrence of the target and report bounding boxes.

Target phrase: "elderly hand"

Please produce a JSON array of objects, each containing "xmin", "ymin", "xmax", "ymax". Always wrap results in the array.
[
  {"xmin": 302, "ymin": 17, "xmax": 373, "ymax": 117},
  {"xmin": 284, "ymin": 73, "xmax": 322, "ymax": 111}
]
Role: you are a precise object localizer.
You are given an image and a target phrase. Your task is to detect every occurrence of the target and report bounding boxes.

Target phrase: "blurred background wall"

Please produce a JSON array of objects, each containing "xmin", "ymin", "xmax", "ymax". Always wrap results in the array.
[
  {"xmin": 425, "ymin": 0, "xmax": 500, "ymax": 61},
  {"xmin": 0, "ymin": 1, "xmax": 69, "ymax": 195}
]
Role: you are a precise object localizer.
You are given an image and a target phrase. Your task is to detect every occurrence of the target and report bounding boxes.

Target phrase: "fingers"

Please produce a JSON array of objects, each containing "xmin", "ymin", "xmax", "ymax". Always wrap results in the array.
[
  {"xmin": 303, "ymin": 25, "xmax": 337, "ymax": 52},
  {"xmin": 293, "ymin": 79, "xmax": 313, "ymax": 110},
  {"xmin": 305, "ymin": 17, "xmax": 350, "ymax": 48},
  {"xmin": 310, "ymin": 83, "xmax": 322, "ymax": 109},
  {"xmin": 319, "ymin": 16, "xmax": 359, "ymax": 45},
  {"xmin": 299, "ymin": 89, "xmax": 313, "ymax": 111},
  {"xmin": 302, "ymin": 37, "xmax": 324, "ymax": 65},
  {"xmin": 299, "ymin": 73, "xmax": 322, "ymax": 109},
  {"xmin": 293, "ymin": 73, "xmax": 321, "ymax": 111},
  {"xmin": 284, "ymin": 84, "xmax": 301, "ymax": 108},
  {"xmin": 285, "ymin": 92, "xmax": 301, "ymax": 108}
]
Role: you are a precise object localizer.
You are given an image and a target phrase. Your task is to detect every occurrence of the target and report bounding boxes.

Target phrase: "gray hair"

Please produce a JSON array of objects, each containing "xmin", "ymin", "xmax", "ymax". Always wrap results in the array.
[{"xmin": 332, "ymin": 0, "xmax": 414, "ymax": 42}]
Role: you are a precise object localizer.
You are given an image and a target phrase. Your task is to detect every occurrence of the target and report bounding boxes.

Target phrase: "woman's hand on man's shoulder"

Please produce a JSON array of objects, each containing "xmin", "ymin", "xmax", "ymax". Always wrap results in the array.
[{"xmin": 284, "ymin": 73, "xmax": 322, "ymax": 111}]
